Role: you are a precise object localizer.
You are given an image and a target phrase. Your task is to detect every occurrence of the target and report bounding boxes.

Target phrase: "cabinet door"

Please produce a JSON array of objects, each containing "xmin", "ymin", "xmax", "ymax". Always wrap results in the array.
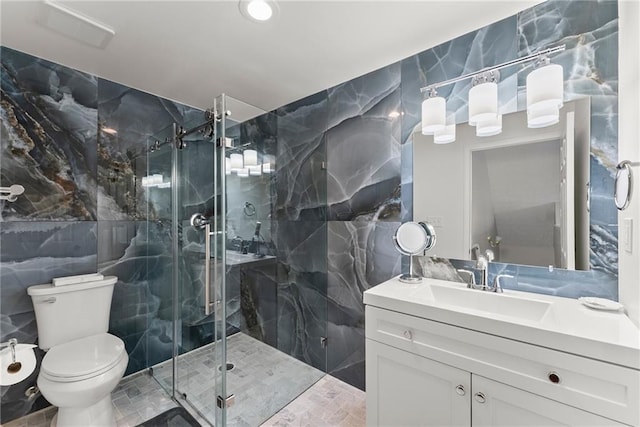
[
  {"xmin": 366, "ymin": 339, "xmax": 470, "ymax": 427},
  {"xmin": 471, "ymin": 375, "xmax": 625, "ymax": 427}
]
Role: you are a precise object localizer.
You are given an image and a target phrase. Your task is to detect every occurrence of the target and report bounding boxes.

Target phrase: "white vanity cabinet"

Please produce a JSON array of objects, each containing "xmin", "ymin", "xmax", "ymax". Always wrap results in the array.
[{"xmin": 365, "ymin": 302, "xmax": 639, "ymax": 427}]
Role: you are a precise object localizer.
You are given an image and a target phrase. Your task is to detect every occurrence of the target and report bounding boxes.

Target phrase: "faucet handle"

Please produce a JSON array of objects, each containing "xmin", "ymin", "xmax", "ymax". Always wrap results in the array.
[
  {"xmin": 457, "ymin": 269, "xmax": 476, "ymax": 287},
  {"xmin": 493, "ymin": 274, "xmax": 514, "ymax": 293}
]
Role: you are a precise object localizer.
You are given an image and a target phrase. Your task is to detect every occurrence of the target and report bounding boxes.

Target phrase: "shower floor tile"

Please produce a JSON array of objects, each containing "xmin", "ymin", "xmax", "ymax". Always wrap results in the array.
[{"xmin": 152, "ymin": 332, "xmax": 326, "ymax": 427}]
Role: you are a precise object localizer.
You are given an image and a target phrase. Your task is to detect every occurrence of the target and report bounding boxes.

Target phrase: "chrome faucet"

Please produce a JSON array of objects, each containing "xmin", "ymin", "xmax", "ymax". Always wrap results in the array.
[
  {"xmin": 487, "ymin": 274, "xmax": 514, "ymax": 293},
  {"xmin": 476, "ymin": 255, "xmax": 489, "ymax": 290}
]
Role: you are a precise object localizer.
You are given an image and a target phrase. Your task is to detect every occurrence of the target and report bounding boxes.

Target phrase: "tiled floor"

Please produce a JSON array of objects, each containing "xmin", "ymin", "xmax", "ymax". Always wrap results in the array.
[
  {"xmin": 1, "ymin": 371, "xmax": 177, "ymax": 427},
  {"xmin": 261, "ymin": 375, "xmax": 365, "ymax": 427},
  {"xmin": 2, "ymin": 333, "xmax": 365, "ymax": 427},
  {"xmin": 152, "ymin": 333, "xmax": 326, "ymax": 427}
]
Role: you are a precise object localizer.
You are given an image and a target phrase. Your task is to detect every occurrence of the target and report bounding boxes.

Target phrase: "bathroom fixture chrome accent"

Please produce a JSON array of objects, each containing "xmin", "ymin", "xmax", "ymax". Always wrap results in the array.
[
  {"xmin": 191, "ymin": 213, "xmax": 215, "ymax": 316},
  {"xmin": 490, "ymin": 274, "xmax": 514, "ymax": 293},
  {"xmin": 615, "ymin": 160, "xmax": 634, "ymax": 210},
  {"xmin": 243, "ymin": 202, "xmax": 256, "ymax": 216},
  {"xmin": 393, "ymin": 221, "xmax": 437, "ymax": 283},
  {"xmin": 24, "ymin": 386, "xmax": 39, "ymax": 399},
  {"xmin": 0, "ymin": 184, "xmax": 24, "ymax": 202},
  {"xmin": 473, "ymin": 255, "xmax": 490, "ymax": 290},
  {"xmin": 217, "ymin": 393, "xmax": 236, "ymax": 409},
  {"xmin": 456, "ymin": 269, "xmax": 476, "ymax": 286},
  {"xmin": 420, "ymin": 45, "xmax": 566, "ymax": 140}
]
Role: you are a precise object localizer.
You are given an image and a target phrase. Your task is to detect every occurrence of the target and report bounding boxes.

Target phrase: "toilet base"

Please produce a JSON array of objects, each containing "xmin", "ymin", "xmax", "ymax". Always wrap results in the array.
[{"xmin": 51, "ymin": 395, "xmax": 116, "ymax": 427}]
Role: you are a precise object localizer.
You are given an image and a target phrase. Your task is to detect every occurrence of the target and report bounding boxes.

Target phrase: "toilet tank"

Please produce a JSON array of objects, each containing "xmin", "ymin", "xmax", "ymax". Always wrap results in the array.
[{"xmin": 27, "ymin": 276, "xmax": 118, "ymax": 350}]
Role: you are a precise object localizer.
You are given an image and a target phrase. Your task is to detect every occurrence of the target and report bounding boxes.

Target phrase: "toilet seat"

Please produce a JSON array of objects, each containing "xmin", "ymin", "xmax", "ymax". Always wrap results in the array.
[{"xmin": 41, "ymin": 333, "xmax": 126, "ymax": 383}]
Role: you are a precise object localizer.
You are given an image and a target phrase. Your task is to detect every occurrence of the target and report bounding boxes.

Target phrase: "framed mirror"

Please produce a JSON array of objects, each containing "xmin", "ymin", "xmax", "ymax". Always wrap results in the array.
[{"xmin": 413, "ymin": 97, "xmax": 591, "ymax": 270}]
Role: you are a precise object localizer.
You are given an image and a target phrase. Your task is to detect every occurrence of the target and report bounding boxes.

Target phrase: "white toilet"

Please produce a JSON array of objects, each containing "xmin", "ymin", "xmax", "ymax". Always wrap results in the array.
[{"xmin": 27, "ymin": 275, "xmax": 128, "ymax": 427}]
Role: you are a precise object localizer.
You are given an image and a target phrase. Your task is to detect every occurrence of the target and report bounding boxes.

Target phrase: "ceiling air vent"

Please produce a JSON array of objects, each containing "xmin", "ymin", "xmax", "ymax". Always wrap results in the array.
[{"xmin": 37, "ymin": 0, "xmax": 115, "ymax": 49}]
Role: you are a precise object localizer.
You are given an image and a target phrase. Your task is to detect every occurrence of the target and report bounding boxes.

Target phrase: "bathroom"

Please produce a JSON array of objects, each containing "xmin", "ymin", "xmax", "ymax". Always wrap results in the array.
[{"xmin": 1, "ymin": 0, "xmax": 638, "ymax": 426}]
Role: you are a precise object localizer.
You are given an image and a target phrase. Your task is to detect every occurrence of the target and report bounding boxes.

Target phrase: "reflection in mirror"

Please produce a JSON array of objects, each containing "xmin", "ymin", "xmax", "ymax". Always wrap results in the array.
[{"xmin": 414, "ymin": 98, "xmax": 591, "ymax": 270}]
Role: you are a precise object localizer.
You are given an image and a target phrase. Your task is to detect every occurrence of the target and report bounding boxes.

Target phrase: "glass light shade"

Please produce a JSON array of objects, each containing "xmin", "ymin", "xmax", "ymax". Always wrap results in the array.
[
  {"xmin": 434, "ymin": 124, "xmax": 456, "ymax": 144},
  {"xmin": 526, "ymin": 63, "xmax": 563, "ymax": 111},
  {"xmin": 476, "ymin": 115, "xmax": 503, "ymax": 137},
  {"xmin": 421, "ymin": 97, "xmax": 446, "ymax": 135},
  {"xmin": 243, "ymin": 149, "xmax": 258, "ymax": 166},
  {"xmin": 262, "ymin": 154, "xmax": 275, "ymax": 173},
  {"xmin": 237, "ymin": 168, "xmax": 250, "ymax": 178},
  {"xmin": 225, "ymin": 157, "xmax": 231, "ymax": 175},
  {"xmin": 262, "ymin": 163, "xmax": 272, "ymax": 173},
  {"xmin": 249, "ymin": 165, "xmax": 262, "ymax": 176},
  {"xmin": 230, "ymin": 153, "xmax": 243, "ymax": 169},
  {"xmin": 527, "ymin": 106, "xmax": 560, "ymax": 128},
  {"xmin": 469, "ymin": 82, "xmax": 498, "ymax": 124}
]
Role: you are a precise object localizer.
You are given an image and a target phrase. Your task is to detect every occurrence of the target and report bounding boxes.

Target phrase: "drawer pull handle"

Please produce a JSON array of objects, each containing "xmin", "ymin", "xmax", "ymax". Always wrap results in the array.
[
  {"xmin": 548, "ymin": 372, "xmax": 561, "ymax": 384},
  {"xmin": 474, "ymin": 392, "xmax": 486, "ymax": 404},
  {"xmin": 455, "ymin": 385, "xmax": 466, "ymax": 396},
  {"xmin": 403, "ymin": 330, "xmax": 413, "ymax": 340}
]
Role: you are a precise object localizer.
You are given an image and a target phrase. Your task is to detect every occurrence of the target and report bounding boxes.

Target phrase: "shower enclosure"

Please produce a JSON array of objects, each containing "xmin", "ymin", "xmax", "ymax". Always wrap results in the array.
[{"xmin": 145, "ymin": 94, "xmax": 326, "ymax": 426}]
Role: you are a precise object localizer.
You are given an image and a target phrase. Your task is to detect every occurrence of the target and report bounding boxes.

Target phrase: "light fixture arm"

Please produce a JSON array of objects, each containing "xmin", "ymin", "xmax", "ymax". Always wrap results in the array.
[{"xmin": 420, "ymin": 45, "xmax": 565, "ymax": 94}]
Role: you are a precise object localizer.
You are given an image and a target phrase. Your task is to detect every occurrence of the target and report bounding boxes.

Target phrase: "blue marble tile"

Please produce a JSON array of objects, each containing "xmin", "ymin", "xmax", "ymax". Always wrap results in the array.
[
  {"xmin": 1, "ymin": 47, "xmax": 98, "ymax": 220},
  {"xmin": 326, "ymin": 63, "xmax": 402, "ymax": 222},
  {"xmin": 0, "ymin": 221, "xmax": 97, "ymax": 423},
  {"xmin": 401, "ymin": 16, "xmax": 518, "ymax": 145},
  {"xmin": 275, "ymin": 220, "xmax": 327, "ymax": 371},
  {"xmin": 97, "ymin": 79, "xmax": 203, "ymax": 220},
  {"xmin": 275, "ymin": 91, "xmax": 328, "ymax": 221},
  {"xmin": 327, "ymin": 221, "xmax": 401, "ymax": 390},
  {"xmin": 98, "ymin": 221, "xmax": 175, "ymax": 374}
]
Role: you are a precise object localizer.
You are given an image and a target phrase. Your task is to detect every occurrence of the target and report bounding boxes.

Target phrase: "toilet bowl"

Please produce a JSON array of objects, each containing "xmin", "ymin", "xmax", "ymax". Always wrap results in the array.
[
  {"xmin": 27, "ymin": 275, "xmax": 128, "ymax": 427},
  {"xmin": 37, "ymin": 333, "xmax": 128, "ymax": 426}
]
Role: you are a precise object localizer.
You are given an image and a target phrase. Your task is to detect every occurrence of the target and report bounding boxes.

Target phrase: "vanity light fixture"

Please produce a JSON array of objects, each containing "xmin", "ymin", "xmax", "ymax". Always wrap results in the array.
[
  {"xmin": 243, "ymin": 149, "xmax": 258, "ymax": 166},
  {"xmin": 475, "ymin": 114, "xmax": 503, "ymax": 137},
  {"xmin": 526, "ymin": 55, "xmax": 564, "ymax": 128},
  {"xmin": 468, "ymin": 71, "xmax": 500, "ymax": 125},
  {"xmin": 230, "ymin": 153, "xmax": 243, "ymax": 172},
  {"xmin": 248, "ymin": 165, "xmax": 262, "ymax": 176},
  {"xmin": 225, "ymin": 157, "xmax": 232, "ymax": 175},
  {"xmin": 433, "ymin": 113, "xmax": 456, "ymax": 144},
  {"xmin": 237, "ymin": 168, "xmax": 250, "ymax": 178},
  {"xmin": 421, "ymin": 88, "xmax": 446, "ymax": 135},
  {"xmin": 419, "ymin": 45, "xmax": 565, "ymax": 140},
  {"xmin": 262, "ymin": 154, "xmax": 275, "ymax": 173}
]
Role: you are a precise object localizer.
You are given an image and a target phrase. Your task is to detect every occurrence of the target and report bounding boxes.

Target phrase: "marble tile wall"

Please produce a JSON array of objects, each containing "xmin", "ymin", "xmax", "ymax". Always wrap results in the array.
[
  {"xmin": 273, "ymin": 0, "xmax": 620, "ymax": 391},
  {"xmin": 0, "ymin": 46, "xmax": 203, "ymax": 423}
]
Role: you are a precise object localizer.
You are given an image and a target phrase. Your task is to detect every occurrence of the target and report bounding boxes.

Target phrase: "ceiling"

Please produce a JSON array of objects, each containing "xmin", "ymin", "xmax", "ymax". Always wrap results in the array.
[{"xmin": 0, "ymin": 0, "xmax": 541, "ymax": 114}]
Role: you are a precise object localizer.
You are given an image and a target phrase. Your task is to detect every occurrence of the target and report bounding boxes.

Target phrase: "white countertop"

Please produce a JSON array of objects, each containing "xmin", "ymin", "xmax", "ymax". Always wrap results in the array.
[{"xmin": 364, "ymin": 277, "xmax": 640, "ymax": 370}]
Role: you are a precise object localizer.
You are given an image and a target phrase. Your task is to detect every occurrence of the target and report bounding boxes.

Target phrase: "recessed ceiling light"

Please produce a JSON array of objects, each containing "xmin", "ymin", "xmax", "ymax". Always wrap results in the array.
[{"xmin": 239, "ymin": 0, "xmax": 278, "ymax": 22}]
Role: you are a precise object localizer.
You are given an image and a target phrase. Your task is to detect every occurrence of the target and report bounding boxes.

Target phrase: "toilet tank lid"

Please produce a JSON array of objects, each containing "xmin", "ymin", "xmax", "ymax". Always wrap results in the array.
[{"xmin": 27, "ymin": 276, "xmax": 117, "ymax": 296}]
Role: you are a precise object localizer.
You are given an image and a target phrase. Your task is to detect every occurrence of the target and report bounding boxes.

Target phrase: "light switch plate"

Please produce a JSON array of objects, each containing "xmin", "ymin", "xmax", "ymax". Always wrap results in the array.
[{"xmin": 623, "ymin": 218, "xmax": 633, "ymax": 253}]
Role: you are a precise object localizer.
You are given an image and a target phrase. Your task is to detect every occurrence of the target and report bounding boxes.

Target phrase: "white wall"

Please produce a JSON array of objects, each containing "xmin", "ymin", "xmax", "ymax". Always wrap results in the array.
[{"xmin": 618, "ymin": 0, "xmax": 640, "ymax": 327}]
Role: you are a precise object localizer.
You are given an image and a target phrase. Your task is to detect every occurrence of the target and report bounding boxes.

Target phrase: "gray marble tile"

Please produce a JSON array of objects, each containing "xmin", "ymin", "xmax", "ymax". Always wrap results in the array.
[
  {"xmin": 275, "ymin": 92, "xmax": 328, "ymax": 221},
  {"xmin": 327, "ymin": 221, "xmax": 401, "ymax": 390},
  {"xmin": 1, "ymin": 47, "xmax": 98, "ymax": 221},
  {"xmin": 97, "ymin": 78, "xmax": 203, "ymax": 221},
  {"xmin": 326, "ymin": 63, "xmax": 402, "ymax": 222}
]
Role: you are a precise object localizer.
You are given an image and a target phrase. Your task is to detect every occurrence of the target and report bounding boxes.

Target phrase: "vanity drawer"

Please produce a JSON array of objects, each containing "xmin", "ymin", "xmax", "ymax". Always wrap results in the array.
[{"xmin": 366, "ymin": 305, "xmax": 640, "ymax": 426}]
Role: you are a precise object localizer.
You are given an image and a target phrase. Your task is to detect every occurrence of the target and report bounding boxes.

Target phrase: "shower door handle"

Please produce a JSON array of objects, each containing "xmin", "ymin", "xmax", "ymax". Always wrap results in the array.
[
  {"xmin": 204, "ymin": 222, "xmax": 213, "ymax": 316},
  {"xmin": 191, "ymin": 213, "xmax": 214, "ymax": 316}
]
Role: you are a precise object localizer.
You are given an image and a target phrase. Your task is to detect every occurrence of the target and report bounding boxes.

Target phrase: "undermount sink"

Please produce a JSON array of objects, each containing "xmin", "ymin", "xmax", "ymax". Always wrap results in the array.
[{"xmin": 428, "ymin": 283, "xmax": 552, "ymax": 323}]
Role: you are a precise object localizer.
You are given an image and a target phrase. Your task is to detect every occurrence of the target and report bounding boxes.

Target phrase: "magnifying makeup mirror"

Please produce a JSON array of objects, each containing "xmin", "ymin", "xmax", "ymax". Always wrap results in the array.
[{"xmin": 393, "ymin": 221, "xmax": 437, "ymax": 283}]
